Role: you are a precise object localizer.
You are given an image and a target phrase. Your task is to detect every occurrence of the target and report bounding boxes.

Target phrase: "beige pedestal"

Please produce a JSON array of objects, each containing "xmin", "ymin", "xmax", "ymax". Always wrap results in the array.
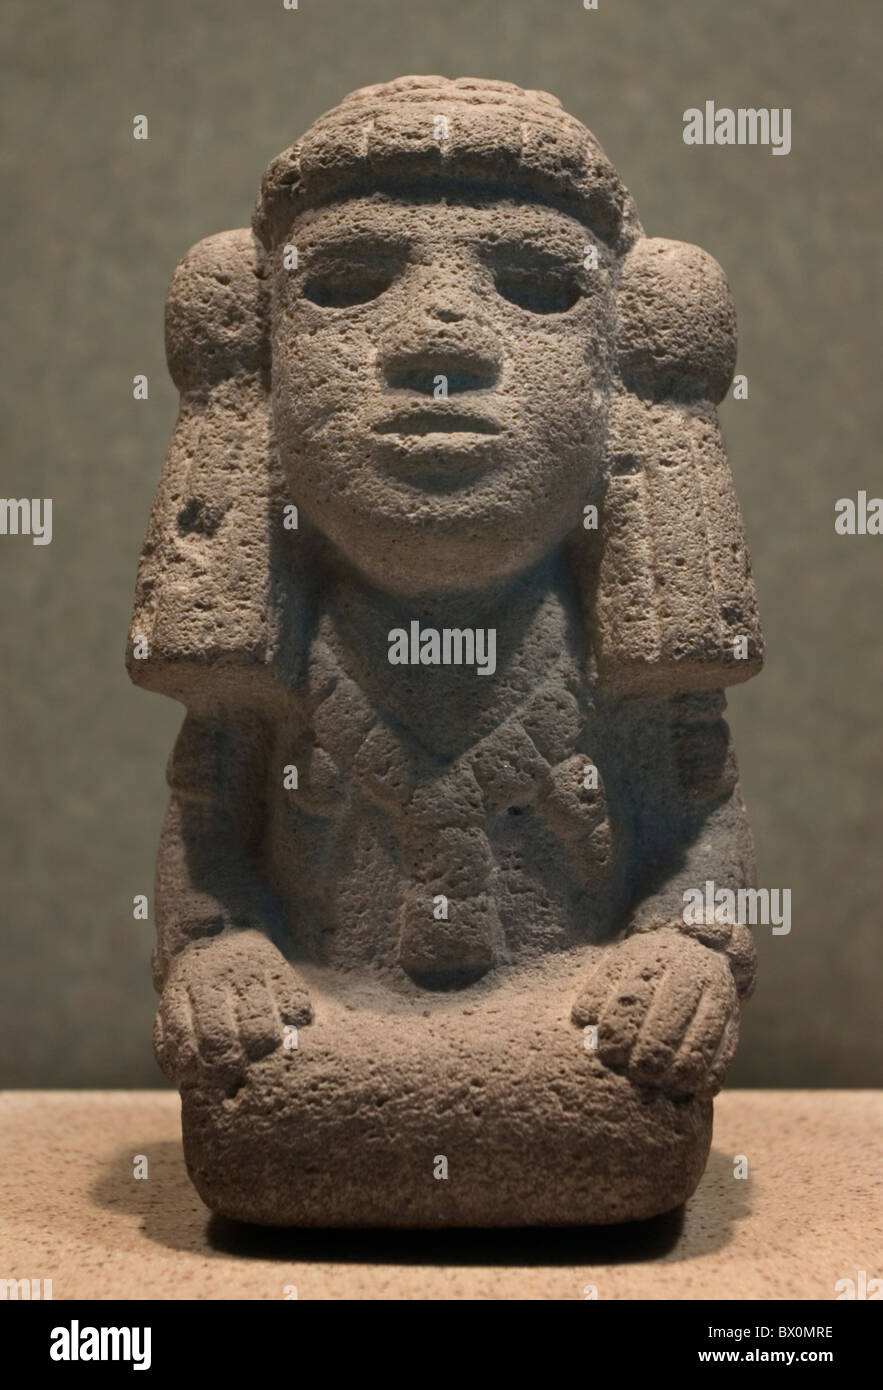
[{"xmin": 0, "ymin": 1090, "xmax": 879, "ymax": 1300}]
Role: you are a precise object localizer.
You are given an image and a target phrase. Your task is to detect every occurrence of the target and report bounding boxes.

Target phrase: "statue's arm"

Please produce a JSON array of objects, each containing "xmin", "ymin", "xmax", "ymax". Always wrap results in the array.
[
  {"xmin": 152, "ymin": 709, "xmax": 311, "ymax": 1087},
  {"xmin": 572, "ymin": 691, "xmax": 757, "ymax": 1097},
  {"xmin": 621, "ymin": 690, "xmax": 758, "ymax": 999},
  {"xmin": 152, "ymin": 710, "xmax": 280, "ymax": 987}
]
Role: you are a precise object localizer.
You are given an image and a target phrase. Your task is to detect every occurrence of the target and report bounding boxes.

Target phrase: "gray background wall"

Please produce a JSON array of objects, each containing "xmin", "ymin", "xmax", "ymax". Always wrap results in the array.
[{"xmin": 1, "ymin": 0, "xmax": 879, "ymax": 1087}]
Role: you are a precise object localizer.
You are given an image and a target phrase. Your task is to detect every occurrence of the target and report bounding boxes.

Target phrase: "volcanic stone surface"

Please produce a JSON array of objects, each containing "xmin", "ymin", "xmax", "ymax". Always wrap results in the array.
[{"xmin": 127, "ymin": 76, "xmax": 764, "ymax": 1227}]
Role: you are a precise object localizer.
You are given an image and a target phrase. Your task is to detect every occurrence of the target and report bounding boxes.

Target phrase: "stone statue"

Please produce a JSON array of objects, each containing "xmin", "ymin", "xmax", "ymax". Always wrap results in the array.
[{"xmin": 127, "ymin": 77, "xmax": 763, "ymax": 1227}]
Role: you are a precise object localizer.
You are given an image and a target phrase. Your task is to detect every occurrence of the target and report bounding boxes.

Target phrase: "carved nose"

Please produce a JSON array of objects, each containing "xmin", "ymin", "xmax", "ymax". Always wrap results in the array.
[{"xmin": 378, "ymin": 288, "xmax": 502, "ymax": 394}]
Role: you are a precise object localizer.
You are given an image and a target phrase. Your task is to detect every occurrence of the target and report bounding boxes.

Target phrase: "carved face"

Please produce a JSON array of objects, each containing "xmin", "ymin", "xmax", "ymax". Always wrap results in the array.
[{"xmin": 271, "ymin": 193, "xmax": 614, "ymax": 595}]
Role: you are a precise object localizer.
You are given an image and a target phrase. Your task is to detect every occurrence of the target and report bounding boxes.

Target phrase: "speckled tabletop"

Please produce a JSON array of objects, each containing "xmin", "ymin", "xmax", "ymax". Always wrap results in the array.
[{"xmin": 0, "ymin": 1090, "xmax": 879, "ymax": 1300}]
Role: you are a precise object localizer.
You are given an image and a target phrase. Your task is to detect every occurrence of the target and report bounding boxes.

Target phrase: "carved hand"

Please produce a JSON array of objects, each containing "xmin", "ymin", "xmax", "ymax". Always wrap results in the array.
[
  {"xmin": 154, "ymin": 929, "xmax": 312, "ymax": 1089},
  {"xmin": 572, "ymin": 928, "xmax": 742, "ymax": 1099}
]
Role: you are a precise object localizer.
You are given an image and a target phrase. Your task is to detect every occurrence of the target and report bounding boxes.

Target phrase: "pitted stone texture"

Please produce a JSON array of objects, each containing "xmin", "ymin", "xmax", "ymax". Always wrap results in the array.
[
  {"xmin": 253, "ymin": 75, "xmax": 642, "ymax": 256},
  {"xmin": 179, "ymin": 956, "xmax": 713, "ymax": 1228},
  {"xmin": 127, "ymin": 77, "xmax": 764, "ymax": 1227},
  {"xmin": 594, "ymin": 397, "xmax": 763, "ymax": 692},
  {"xmin": 616, "ymin": 238, "xmax": 738, "ymax": 402}
]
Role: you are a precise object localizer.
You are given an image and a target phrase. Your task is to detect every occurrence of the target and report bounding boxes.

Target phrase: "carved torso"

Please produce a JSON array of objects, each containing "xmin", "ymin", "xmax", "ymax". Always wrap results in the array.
[{"xmin": 264, "ymin": 565, "xmax": 627, "ymax": 983}]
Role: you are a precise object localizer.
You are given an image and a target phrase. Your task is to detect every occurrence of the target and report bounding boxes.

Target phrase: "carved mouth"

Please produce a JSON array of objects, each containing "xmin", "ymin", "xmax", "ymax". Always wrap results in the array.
[{"xmin": 373, "ymin": 411, "xmax": 501, "ymax": 437}]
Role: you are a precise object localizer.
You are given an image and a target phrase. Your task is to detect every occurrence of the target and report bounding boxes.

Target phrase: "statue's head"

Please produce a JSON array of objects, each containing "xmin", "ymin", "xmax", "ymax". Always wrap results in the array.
[
  {"xmin": 253, "ymin": 76, "xmax": 642, "ymax": 595},
  {"xmin": 131, "ymin": 78, "xmax": 762, "ymax": 703}
]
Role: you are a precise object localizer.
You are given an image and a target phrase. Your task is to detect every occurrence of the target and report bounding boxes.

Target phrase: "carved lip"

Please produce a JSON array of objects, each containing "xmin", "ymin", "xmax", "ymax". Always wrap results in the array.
[{"xmin": 372, "ymin": 409, "xmax": 502, "ymax": 437}]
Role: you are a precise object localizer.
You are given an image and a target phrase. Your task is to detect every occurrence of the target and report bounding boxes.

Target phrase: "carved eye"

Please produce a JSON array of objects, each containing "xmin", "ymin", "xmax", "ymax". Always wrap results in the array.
[
  {"xmin": 301, "ymin": 263, "xmax": 397, "ymax": 308},
  {"xmin": 486, "ymin": 245, "xmax": 584, "ymax": 315},
  {"xmin": 492, "ymin": 266, "xmax": 583, "ymax": 314}
]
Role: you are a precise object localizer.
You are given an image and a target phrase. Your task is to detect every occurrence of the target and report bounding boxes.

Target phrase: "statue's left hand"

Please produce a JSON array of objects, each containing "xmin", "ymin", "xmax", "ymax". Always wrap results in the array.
[{"xmin": 571, "ymin": 928, "xmax": 741, "ymax": 1099}]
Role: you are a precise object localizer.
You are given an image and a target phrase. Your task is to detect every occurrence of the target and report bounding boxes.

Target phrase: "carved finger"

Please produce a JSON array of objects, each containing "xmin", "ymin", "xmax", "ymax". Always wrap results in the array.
[
  {"xmin": 596, "ymin": 970, "xmax": 659, "ymax": 1069},
  {"xmin": 155, "ymin": 981, "xmax": 198, "ymax": 1083},
  {"xmin": 703, "ymin": 1006, "xmax": 741, "ymax": 1096},
  {"xmin": 231, "ymin": 973, "xmax": 280, "ymax": 1062},
  {"xmin": 628, "ymin": 964, "xmax": 706, "ymax": 1084},
  {"xmin": 663, "ymin": 968, "xmax": 738, "ymax": 1096},
  {"xmin": 571, "ymin": 949, "xmax": 632, "ymax": 1026},
  {"xmin": 186, "ymin": 977, "xmax": 245, "ymax": 1085},
  {"xmin": 269, "ymin": 970, "xmax": 313, "ymax": 1029}
]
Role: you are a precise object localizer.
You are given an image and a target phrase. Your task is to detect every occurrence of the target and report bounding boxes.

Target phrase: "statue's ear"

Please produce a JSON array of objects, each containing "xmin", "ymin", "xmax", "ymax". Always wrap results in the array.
[
  {"xmin": 126, "ymin": 229, "xmax": 304, "ymax": 708},
  {"xmin": 589, "ymin": 237, "xmax": 763, "ymax": 695}
]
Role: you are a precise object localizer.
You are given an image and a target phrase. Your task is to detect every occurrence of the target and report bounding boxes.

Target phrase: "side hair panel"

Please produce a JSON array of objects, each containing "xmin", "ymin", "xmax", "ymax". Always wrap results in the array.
[
  {"xmin": 589, "ymin": 237, "xmax": 763, "ymax": 695},
  {"xmin": 126, "ymin": 229, "xmax": 293, "ymax": 708}
]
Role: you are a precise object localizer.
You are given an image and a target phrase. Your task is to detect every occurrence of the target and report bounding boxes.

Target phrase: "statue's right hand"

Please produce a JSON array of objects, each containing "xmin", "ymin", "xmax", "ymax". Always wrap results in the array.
[{"xmin": 154, "ymin": 928, "xmax": 312, "ymax": 1088}]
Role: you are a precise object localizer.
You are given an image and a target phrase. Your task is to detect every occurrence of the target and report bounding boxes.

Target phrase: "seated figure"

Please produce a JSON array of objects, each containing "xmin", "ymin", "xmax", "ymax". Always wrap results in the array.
[{"xmin": 127, "ymin": 76, "xmax": 764, "ymax": 1226}]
